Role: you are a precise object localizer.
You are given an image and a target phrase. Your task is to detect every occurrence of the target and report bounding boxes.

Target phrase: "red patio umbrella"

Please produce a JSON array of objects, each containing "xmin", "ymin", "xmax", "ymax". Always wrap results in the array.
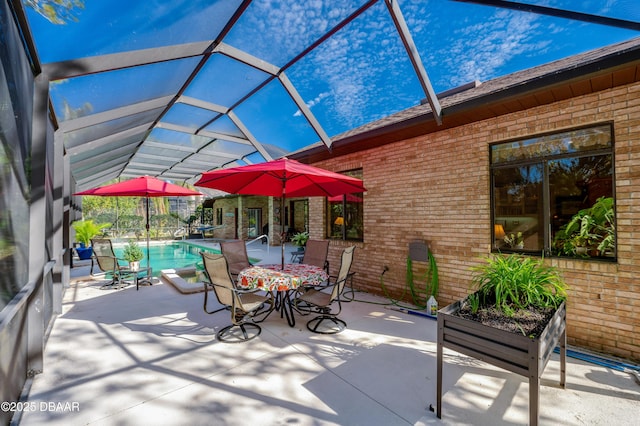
[
  {"xmin": 328, "ymin": 193, "xmax": 363, "ymax": 203},
  {"xmin": 74, "ymin": 176, "xmax": 202, "ymax": 271},
  {"xmin": 195, "ymin": 158, "xmax": 365, "ymax": 267}
]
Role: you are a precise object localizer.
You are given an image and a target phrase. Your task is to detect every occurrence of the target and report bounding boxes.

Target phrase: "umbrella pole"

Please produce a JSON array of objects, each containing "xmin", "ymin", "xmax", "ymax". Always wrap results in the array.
[
  {"xmin": 280, "ymin": 196, "xmax": 285, "ymax": 269},
  {"xmin": 146, "ymin": 196, "xmax": 151, "ymax": 271},
  {"xmin": 116, "ymin": 197, "xmax": 119, "ymax": 239}
]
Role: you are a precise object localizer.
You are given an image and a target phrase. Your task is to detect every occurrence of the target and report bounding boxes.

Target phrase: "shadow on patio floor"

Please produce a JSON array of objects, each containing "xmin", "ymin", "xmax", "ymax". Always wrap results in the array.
[{"xmin": 17, "ymin": 255, "xmax": 640, "ymax": 426}]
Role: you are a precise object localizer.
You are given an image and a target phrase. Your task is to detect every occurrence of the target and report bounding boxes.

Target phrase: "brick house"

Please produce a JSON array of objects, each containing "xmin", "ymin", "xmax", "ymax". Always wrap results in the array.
[{"xmin": 283, "ymin": 37, "xmax": 640, "ymax": 361}]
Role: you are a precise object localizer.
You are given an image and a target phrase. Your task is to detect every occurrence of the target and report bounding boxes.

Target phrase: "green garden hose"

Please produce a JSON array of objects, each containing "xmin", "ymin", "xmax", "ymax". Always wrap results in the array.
[{"xmin": 378, "ymin": 252, "xmax": 439, "ymax": 310}]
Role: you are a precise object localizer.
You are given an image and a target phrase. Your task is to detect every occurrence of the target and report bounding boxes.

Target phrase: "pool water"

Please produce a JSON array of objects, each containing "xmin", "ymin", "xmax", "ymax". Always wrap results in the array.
[
  {"xmin": 177, "ymin": 270, "xmax": 202, "ymax": 283},
  {"xmin": 114, "ymin": 242, "xmax": 219, "ymax": 276}
]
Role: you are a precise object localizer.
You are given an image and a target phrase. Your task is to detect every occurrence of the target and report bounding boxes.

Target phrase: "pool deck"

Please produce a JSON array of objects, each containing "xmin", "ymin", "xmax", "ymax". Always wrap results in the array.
[
  {"xmin": 14, "ymin": 241, "xmax": 640, "ymax": 425},
  {"xmin": 180, "ymin": 237, "xmax": 287, "ymax": 264},
  {"xmin": 159, "ymin": 239, "xmax": 292, "ymax": 293}
]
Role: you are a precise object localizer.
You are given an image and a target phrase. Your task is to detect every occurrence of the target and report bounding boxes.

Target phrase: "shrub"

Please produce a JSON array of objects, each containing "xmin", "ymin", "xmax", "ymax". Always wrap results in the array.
[
  {"xmin": 122, "ymin": 240, "xmax": 144, "ymax": 262},
  {"xmin": 470, "ymin": 254, "xmax": 567, "ymax": 316},
  {"xmin": 72, "ymin": 219, "xmax": 110, "ymax": 246}
]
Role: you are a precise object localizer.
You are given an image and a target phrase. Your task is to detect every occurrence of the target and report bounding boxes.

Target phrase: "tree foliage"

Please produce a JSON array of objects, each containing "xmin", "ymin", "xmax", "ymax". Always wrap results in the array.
[
  {"xmin": 24, "ymin": 0, "xmax": 85, "ymax": 25},
  {"xmin": 81, "ymin": 196, "xmax": 140, "ymax": 217}
]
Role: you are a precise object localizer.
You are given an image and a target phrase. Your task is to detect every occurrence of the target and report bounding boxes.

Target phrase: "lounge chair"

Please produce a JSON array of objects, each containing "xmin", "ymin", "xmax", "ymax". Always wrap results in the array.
[
  {"xmin": 197, "ymin": 224, "xmax": 225, "ymax": 238},
  {"xmin": 91, "ymin": 238, "xmax": 134, "ymax": 289},
  {"xmin": 200, "ymin": 252, "xmax": 274, "ymax": 342},
  {"xmin": 294, "ymin": 246, "xmax": 355, "ymax": 334}
]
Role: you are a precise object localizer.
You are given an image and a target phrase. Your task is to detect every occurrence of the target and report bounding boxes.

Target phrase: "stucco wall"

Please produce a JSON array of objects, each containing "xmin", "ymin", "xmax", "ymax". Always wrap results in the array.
[{"xmin": 312, "ymin": 80, "xmax": 640, "ymax": 361}]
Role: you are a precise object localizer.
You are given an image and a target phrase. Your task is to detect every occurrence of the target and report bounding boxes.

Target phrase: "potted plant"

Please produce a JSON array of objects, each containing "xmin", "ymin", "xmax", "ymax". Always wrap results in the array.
[
  {"xmin": 291, "ymin": 231, "xmax": 309, "ymax": 251},
  {"xmin": 122, "ymin": 240, "xmax": 144, "ymax": 271},
  {"xmin": 436, "ymin": 253, "xmax": 568, "ymax": 425},
  {"xmin": 72, "ymin": 219, "xmax": 111, "ymax": 259}
]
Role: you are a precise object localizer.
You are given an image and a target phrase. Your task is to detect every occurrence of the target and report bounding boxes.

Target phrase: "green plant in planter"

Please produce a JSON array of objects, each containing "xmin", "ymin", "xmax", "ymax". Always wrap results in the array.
[
  {"xmin": 72, "ymin": 219, "xmax": 111, "ymax": 247},
  {"xmin": 122, "ymin": 240, "xmax": 144, "ymax": 263},
  {"xmin": 470, "ymin": 253, "xmax": 567, "ymax": 316},
  {"xmin": 291, "ymin": 231, "xmax": 309, "ymax": 247},
  {"xmin": 441, "ymin": 253, "xmax": 569, "ymax": 425},
  {"xmin": 467, "ymin": 292, "xmax": 480, "ymax": 314}
]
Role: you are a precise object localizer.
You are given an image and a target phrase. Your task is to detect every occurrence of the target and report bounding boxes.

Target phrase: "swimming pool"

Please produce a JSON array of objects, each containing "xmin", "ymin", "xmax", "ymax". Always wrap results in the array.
[{"xmin": 113, "ymin": 241, "xmax": 220, "ymax": 276}]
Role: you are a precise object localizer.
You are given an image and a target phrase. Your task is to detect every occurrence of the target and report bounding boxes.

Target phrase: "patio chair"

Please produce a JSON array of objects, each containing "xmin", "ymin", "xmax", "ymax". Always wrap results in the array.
[
  {"xmin": 91, "ymin": 238, "xmax": 133, "ymax": 289},
  {"xmin": 220, "ymin": 240, "xmax": 252, "ymax": 281},
  {"xmin": 294, "ymin": 246, "xmax": 355, "ymax": 334},
  {"xmin": 200, "ymin": 252, "xmax": 274, "ymax": 343},
  {"xmin": 301, "ymin": 239, "xmax": 329, "ymax": 272}
]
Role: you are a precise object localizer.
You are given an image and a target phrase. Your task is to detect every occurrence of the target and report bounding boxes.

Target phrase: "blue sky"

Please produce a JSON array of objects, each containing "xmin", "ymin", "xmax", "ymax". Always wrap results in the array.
[{"xmin": 25, "ymin": 0, "xmax": 640, "ymax": 156}]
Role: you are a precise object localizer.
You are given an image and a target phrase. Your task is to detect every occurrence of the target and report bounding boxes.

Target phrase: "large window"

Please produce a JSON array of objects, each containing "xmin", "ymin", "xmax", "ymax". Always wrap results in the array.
[
  {"xmin": 327, "ymin": 169, "xmax": 364, "ymax": 241},
  {"xmin": 491, "ymin": 125, "xmax": 615, "ymax": 260}
]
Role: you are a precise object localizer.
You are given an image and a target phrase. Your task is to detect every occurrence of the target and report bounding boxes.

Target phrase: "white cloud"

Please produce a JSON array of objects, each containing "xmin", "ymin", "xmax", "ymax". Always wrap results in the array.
[
  {"xmin": 289, "ymin": 2, "xmax": 418, "ymax": 129},
  {"xmin": 293, "ymin": 92, "xmax": 330, "ymax": 116},
  {"xmin": 440, "ymin": 9, "xmax": 549, "ymax": 87},
  {"xmin": 232, "ymin": 1, "xmax": 571, "ymax": 135}
]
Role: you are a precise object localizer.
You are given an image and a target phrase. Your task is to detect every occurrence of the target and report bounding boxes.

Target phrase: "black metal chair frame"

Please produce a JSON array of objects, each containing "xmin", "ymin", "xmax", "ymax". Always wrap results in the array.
[
  {"xmin": 91, "ymin": 238, "xmax": 136, "ymax": 289},
  {"xmin": 201, "ymin": 252, "xmax": 274, "ymax": 343},
  {"xmin": 294, "ymin": 246, "xmax": 355, "ymax": 334}
]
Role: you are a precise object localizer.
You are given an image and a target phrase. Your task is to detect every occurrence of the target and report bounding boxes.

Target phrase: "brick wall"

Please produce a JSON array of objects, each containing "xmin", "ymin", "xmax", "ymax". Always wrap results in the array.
[
  {"xmin": 213, "ymin": 196, "xmax": 305, "ymax": 244},
  {"xmin": 210, "ymin": 197, "xmax": 238, "ymax": 240},
  {"xmin": 212, "ymin": 196, "xmax": 272, "ymax": 241},
  {"xmin": 311, "ymin": 80, "xmax": 640, "ymax": 361}
]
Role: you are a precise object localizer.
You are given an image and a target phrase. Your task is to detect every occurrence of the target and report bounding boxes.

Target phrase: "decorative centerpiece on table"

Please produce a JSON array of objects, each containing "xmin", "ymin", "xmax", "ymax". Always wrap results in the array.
[
  {"xmin": 123, "ymin": 240, "xmax": 144, "ymax": 271},
  {"xmin": 437, "ymin": 253, "xmax": 568, "ymax": 425}
]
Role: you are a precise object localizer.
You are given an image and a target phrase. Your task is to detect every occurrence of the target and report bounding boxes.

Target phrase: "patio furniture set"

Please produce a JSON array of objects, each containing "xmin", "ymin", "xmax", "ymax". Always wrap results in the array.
[
  {"xmin": 201, "ymin": 239, "xmax": 355, "ymax": 342},
  {"xmin": 74, "ymin": 160, "xmax": 365, "ymax": 342}
]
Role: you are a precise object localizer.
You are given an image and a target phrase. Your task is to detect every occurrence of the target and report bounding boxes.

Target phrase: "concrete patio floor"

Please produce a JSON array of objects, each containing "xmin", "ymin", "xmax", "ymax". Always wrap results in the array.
[{"xmin": 15, "ymin": 242, "xmax": 640, "ymax": 425}]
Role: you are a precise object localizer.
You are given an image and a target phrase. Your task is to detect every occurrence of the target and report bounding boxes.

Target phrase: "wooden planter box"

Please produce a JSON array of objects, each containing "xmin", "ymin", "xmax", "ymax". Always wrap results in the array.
[{"xmin": 437, "ymin": 296, "xmax": 566, "ymax": 426}]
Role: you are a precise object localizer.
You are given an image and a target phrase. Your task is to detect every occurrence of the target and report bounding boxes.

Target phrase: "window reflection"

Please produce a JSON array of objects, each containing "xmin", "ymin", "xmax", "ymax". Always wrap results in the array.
[
  {"xmin": 550, "ymin": 156, "xmax": 613, "ymax": 257},
  {"xmin": 491, "ymin": 125, "xmax": 614, "ymax": 260},
  {"xmin": 326, "ymin": 169, "xmax": 363, "ymax": 241},
  {"xmin": 493, "ymin": 164, "xmax": 543, "ymax": 251}
]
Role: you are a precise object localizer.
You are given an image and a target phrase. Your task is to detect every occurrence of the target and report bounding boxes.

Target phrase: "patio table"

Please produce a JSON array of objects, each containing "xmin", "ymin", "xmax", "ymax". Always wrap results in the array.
[
  {"xmin": 105, "ymin": 266, "xmax": 152, "ymax": 291},
  {"xmin": 237, "ymin": 263, "xmax": 328, "ymax": 327},
  {"xmin": 131, "ymin": 266, "xmax": 153, "ymax": 291}
]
